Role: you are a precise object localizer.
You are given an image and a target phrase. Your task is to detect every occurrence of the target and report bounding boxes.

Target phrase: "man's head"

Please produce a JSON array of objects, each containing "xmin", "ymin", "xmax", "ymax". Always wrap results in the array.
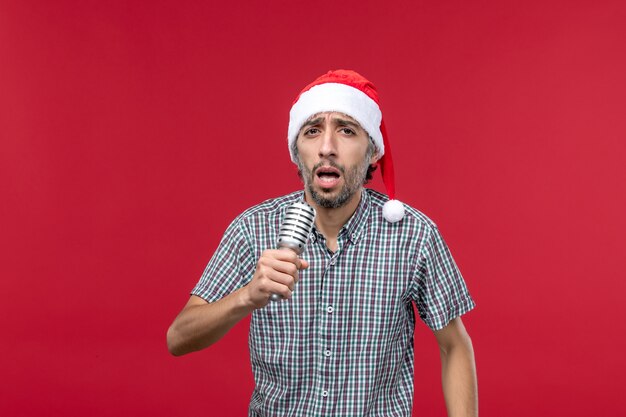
[
  {"xmin": 288, "ymin": 70, "xmax": 385, "ymax": 163},
  {"xmin": 287, "ymin": 70, "xmax": 405, "ymax": 222}
]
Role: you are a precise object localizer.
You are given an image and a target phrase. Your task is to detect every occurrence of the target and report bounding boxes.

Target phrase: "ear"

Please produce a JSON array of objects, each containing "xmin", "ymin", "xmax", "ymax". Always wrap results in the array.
[{"xmin": 369, "ymin": 150, "xmax": 381, "ymax": 165}]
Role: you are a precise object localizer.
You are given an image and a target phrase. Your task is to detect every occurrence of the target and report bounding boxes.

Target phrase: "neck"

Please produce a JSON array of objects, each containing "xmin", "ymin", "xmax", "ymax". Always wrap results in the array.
[{"xmin": 304, "ymin": 188, "xmax": 363, "ymax": 241}]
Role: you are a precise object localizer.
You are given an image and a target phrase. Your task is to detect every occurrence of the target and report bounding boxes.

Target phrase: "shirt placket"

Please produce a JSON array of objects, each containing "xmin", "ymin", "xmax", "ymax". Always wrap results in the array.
[{"xmin": 314, "ymin": 231, "xmax": 347, "ymax": 415}]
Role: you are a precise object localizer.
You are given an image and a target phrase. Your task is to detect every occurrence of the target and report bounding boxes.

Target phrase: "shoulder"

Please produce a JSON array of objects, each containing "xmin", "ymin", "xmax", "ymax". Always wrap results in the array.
[
  {"xmin": 216, "ymin": 191, "xmax": 302, "ymax": 246},
  {"xmin": 230, "ymin": 191, "xmax": 303, "ymax": 228}
]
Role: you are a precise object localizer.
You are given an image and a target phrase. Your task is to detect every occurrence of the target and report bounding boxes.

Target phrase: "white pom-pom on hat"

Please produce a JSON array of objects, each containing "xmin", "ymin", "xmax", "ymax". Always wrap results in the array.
[
  {"xmin": 383, "ymin": 199, "xmax": 405, "ymax": 223},
  {"xmin": 288, "ymin": 70, "xmax": 405, "ymax": 223}
]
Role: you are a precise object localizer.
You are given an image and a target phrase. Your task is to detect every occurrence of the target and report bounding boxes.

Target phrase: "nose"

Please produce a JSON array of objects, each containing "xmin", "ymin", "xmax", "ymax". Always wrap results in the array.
[{"xmin": 318, "ymin": 128, "xmax": 337, "ymax": 159}]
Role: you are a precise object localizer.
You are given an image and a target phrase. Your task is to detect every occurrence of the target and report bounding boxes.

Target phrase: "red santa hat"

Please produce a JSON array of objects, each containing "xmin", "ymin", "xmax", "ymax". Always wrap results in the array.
[{"xmin": 288, "ymin": 69, "xmax": 405, "ymax": 223}]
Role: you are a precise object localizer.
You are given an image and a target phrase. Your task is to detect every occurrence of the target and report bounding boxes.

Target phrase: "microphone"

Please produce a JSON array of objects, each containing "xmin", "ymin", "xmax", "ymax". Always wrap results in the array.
[{"xmin": 270, "ymin": 202, "xmax": 316, "ymax": 302}]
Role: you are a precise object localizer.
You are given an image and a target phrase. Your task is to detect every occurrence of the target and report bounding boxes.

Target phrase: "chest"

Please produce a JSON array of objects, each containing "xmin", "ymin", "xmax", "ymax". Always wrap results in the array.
[{"xmin": 253, "ymin": 234, "xmax": 414, "ymax": 339}]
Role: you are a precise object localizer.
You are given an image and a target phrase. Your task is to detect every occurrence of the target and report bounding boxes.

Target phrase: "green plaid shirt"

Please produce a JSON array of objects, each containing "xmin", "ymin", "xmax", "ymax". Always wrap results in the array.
[{"xmin": 192, "ymin": 189, "xmax": 475, "ymax": 416}]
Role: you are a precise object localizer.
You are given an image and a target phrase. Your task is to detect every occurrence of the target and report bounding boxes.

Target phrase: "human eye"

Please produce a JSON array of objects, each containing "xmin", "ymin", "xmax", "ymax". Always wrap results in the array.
[
  {"xmin": 339, "ymin": 127, "xmax": 356, "ymax": 135},
  {"xmin": 304, "ymin": 127, "xmax": 321, "ymax": 136}
]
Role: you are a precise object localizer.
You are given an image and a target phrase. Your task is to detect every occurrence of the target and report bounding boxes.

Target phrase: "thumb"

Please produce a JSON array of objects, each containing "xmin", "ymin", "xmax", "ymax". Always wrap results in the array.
[{"xmin": 298, "ymin": 259, "xmax": 310, "ymax": 270}]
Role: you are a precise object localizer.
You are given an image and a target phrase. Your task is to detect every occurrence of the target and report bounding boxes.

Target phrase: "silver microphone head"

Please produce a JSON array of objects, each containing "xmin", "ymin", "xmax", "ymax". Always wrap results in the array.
[
  {"xmin": 277, "ymin": 202, "xmax": 316, "ymax": 255},
  {"xmin": 270, "ymin": 202, "xmax": 316, "ymax": 302}
]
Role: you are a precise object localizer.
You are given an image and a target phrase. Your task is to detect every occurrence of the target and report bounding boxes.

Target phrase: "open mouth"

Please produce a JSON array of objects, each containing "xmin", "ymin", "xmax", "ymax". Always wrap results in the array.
[
  {"xmin": 315, "ymin": 167, "xmax": 341, "ymax": 181},
  {"xmin": 315, "ymin": 166, "xmax": 341, "ymax": 184}
]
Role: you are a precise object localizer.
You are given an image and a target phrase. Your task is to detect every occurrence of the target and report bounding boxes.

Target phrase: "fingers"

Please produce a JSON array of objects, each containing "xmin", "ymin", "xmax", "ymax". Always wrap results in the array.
[
  {"xmin": 262, "ymin": 249, "xmax": 309, "ymax": 272},
  {"xmin": 265, "ymin": 249, "xmax": 299, "ymax": 263},
  {"xmin": 248, "ymin": 250, "xmax": 310, "ymax": 306},
  {"xmin": 260, "ymin": 260, "xmax": 297, "ymax": 289},
  {"xmin": 256, "ymin": 255, "xmax": 299, "ymax": 294},
  {"xmin": 263, "ymin": 257, "xmax": 299, "ymax": 282}
]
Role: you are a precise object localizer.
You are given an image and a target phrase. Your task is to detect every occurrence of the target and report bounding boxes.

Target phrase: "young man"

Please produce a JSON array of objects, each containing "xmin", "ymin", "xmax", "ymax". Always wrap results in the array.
[{"xmin": 167, "ymin": 70, "xmax": 478, "ymax": 416}]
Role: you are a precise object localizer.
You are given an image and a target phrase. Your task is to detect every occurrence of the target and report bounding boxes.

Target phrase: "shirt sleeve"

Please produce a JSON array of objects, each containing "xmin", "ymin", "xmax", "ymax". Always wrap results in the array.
[
  {"xmin": 191, "ymin": 216, "xmax": 256, "ymax": 303},
  {"xmin": 411, "ymin": 225, "xmax": 476, "ymax": 330}
]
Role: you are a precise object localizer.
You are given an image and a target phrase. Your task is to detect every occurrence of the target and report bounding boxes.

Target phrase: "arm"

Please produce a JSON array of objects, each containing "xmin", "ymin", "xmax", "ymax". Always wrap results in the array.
[
  {"xmin": 433, "ymin": 317, "xmax": 478, "ymax": 417},
  {"xmin": 166, "ymin": 291, "xmax": 253, "ymax": 356},
  {"xmin": 166, "ymin": 249, "xmax": 308, "ymax": 356}
]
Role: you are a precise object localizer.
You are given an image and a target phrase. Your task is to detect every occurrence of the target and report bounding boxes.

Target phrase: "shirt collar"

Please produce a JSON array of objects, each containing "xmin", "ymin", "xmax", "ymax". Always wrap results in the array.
[{"xmin": 341, "ymin": 189, "xmax": 370, "ymax": 244}]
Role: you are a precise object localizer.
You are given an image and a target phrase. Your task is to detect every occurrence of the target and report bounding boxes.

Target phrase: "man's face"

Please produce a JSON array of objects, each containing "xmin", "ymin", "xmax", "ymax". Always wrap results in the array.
[{"xmin": 294, "ymin": 112, "xmax": 378, "ymax": 209}]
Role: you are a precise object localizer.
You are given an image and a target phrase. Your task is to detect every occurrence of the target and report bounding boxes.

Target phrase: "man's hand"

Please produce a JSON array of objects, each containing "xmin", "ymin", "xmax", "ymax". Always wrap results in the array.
[{"xmin": 242, "ymin": 249, "xmax": 309, "ymax": 309}]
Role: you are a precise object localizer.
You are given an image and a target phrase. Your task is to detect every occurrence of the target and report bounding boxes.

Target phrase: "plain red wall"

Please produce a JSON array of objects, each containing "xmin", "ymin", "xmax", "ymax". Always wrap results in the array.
[{"xmin": 2, "ymin": 1, "xmax": 625, "ymax": 416}]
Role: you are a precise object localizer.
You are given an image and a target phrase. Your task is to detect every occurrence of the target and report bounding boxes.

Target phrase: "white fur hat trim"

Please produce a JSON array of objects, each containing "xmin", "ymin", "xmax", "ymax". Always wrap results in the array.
[{"xmin": 288, "ymin": 83, "xmax": 384, "ymax": 162}]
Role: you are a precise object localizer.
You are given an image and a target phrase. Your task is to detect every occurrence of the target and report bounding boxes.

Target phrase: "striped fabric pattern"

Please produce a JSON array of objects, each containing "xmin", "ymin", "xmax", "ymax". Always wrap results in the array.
[{"xmin": 192, "ymin": 189, "xmax": 475, "ymax": 416}]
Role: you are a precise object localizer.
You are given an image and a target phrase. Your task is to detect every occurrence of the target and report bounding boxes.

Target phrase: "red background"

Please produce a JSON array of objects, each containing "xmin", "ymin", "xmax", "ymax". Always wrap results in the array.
[{"xmin": 2, "ymin": 1, "xmax": 625, "ymax": 416}]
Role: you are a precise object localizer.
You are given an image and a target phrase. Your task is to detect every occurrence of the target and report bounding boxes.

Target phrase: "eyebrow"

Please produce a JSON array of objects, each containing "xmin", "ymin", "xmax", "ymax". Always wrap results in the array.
[
  {"xmin": 299, "ymin": 114, "xmax": 362, "ymax": 133},
  {"xmin": 301, "ymin": 117, "xmax": 324, "ymax": 130},
  {"xmin": 332, "ymin": 117, "xmax": 360, "ymax": 129}
]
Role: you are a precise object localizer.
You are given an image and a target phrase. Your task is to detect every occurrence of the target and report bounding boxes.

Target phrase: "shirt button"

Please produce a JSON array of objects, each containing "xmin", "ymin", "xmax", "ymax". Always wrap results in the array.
[
  {"xmin": 321, "ymin": 390, "xmax": 328, "ymax": 398},
  {"xmin": 326, "ymin": 306, "xmax": 334, "ymax": 313},
  {"xmin": 330, "ymin": 259, "xmax": 336, "ymax": 266},
  {"xmin": 324, "ymin": 350, "xmax": 331, "ymax": 357}
]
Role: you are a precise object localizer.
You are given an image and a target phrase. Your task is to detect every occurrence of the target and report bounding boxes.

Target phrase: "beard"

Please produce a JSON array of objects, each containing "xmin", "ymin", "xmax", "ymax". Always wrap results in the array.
[{"xmin": 297, "ymin": 157, "xmax": 371, "ymax": 209}]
